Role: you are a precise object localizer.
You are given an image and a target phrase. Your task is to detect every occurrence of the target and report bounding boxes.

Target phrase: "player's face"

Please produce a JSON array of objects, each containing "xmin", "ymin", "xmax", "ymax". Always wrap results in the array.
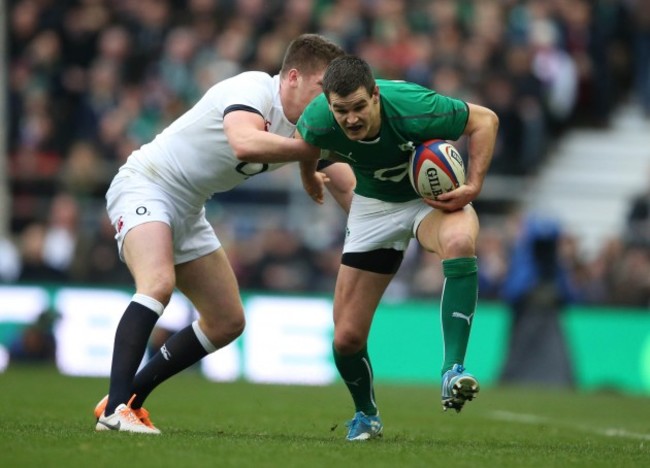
[
  {"xmin": 295, "ymin": 71, "xmax": 326, "ymax": 113},
  {"xmin": 328, "ymin": 86, "xmax": 381, "ymax": 141}
]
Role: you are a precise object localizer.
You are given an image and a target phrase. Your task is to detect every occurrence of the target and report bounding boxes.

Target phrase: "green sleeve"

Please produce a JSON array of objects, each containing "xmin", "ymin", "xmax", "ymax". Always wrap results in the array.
[
  {"xmin": 378, "ymin": 80, "xmax": 469, "ymax": 142},
  {"xmin": 296, "ymin": 94, "xmax": 335, "ymax": 147},
  {"xmin": 421, "ymin": 93, "xmax": 469, "ymax": 141}
]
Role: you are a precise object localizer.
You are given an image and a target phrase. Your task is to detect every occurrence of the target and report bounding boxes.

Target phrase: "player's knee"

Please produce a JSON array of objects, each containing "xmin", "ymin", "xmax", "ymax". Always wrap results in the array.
[
  {"xmin": 440, "ymin": 233, "xmax": 475, "ymax": 259},
  {"xmin": 201, "ymin": 307, "xmax": 246, "ymax": 344},
  {"xmin": 137, "ymin": 273, "xmax": 175, "ymax": 306},
  {"xmin": 223, "ymin": 314, "xmax": 246, "ymax": 341},
  {"xmin": 333, "ymin": 329, "xmax": 366, "ymax": 355}
]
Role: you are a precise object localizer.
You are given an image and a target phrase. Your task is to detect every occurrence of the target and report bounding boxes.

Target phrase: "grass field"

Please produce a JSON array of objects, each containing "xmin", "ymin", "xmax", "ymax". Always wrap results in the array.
[{"xmin": 1, "ymin": 365, "xmax": 648, "ymax": 467}]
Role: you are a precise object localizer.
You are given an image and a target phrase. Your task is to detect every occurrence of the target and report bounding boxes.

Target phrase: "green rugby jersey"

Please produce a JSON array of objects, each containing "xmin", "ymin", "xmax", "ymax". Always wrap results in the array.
[{"xmin": 298, "ymin": 79, "xmax": 469, "ymax": 203}]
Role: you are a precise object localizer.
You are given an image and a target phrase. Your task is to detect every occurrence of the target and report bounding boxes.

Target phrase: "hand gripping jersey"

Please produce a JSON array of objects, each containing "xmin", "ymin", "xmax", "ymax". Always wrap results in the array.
[
  {"xmin": 120, "ymin": 72, "xmax": 295, "ymax": 208},
  {"xmin": 297, "ymin": 80, "xmax": 469, "ymax": 203}
]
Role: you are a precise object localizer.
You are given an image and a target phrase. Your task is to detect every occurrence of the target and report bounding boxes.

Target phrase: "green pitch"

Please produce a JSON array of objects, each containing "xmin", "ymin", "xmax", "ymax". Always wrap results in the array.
[{"xmin": 1, "ymin": 366, "xmax": 648, "ymax": 467}]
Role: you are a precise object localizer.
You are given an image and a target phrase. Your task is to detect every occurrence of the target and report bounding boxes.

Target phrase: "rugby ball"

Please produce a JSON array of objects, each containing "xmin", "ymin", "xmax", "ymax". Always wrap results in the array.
[{"xmin": 408, "ymin": 139, "xmax": 465, "ymax": 200}]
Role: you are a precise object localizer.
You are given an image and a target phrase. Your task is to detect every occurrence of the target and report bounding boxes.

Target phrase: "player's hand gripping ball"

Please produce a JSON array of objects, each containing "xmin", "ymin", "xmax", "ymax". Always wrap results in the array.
[{"xmin": 408, "ymin": 139, "xmax": 466, "ymax": 200}]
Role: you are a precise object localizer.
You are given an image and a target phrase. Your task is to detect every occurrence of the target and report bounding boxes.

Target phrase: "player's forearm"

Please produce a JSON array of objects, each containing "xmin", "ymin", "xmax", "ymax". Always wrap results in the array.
[
  {"xmin": 466, "ymin": 132, "xmax": 495, "ymax": 191},
  {"xmin": 299, "ymin": 158, "xmax": 328, "ymax": 204},
  {"xmin": 230, "ymin": 130, "xmax": 320, "ymax": 163},
  {"xmin": 464, "ymin": 105, "xmax": 499, "ymax": 193},
  {"xmin": 299, "ymin": 158, "xmax": 319, "ymax": 178}
]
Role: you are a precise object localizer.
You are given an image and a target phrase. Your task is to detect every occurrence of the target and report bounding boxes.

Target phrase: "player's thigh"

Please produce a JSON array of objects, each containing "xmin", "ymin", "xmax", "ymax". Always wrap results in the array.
[
  {"xmin": 416, "ymin": 204, "xmax": 479, "ymax": 258},
  {"xmin": 333, "ymin": 264, "xmax": 393, "ymax": 340},
  {"xmin": 107, "ymin": 170, "xmax": 178, "ymax": 301},
  {"xmin": 122, "ymin": 221, "xmax": 176, "ymax": 302},
  {"xmin": 175, "ymin": 247, "xmax": 243, "ymax": 324}
]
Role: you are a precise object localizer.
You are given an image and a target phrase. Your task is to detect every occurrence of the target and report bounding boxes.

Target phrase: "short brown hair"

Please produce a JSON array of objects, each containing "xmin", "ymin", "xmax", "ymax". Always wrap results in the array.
[
  {"xmin": 280, "ymin": 34, "xmax": 345, "ymax": 77},
  {"xmin": 322, "ymin": 55, "xmax": 376, "ymax": 100}
]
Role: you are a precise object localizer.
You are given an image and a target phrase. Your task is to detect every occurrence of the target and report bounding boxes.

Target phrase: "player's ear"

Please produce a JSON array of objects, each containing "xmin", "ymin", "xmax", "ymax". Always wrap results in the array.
[
  {"xmin": 372, "ymin": 85, "xmax": 380, "ymax": 103},
  {"xmin": 287, "ymin": 68, "xmax": 300, "ymax": 87}
]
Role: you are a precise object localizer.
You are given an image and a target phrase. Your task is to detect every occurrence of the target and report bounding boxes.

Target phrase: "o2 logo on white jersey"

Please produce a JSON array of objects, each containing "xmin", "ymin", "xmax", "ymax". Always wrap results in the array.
[{"xmin": 236, "ymin": 162, "xmax": 269, "ymax": 178}]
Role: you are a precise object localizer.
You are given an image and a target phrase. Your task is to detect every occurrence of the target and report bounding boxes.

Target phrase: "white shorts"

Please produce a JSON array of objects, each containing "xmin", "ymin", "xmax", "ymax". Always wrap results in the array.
[
  {"xmin": 343, "ymin": 194, "xmax": 432, "ymax": 254},
  {"xmin": 105, "ymin": 169, "xmax": 221, "ymax": 264}
]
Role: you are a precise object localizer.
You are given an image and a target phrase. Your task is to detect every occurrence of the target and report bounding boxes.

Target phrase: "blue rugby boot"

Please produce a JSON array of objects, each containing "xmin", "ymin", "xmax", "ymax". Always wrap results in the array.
[
  {"xmin": 345, "ymin": 411, "xmax": 383, "ymax": 441},
  {"xmin": 441, "ymin": 364, "xmax": 480, "ymax": 413}
]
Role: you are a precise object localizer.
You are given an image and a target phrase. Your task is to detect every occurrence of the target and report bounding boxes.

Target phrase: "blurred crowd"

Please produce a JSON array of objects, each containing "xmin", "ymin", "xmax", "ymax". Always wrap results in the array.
[{"xmin": 2, "ymin": 0, "xmax": 650, "ymax": 308}]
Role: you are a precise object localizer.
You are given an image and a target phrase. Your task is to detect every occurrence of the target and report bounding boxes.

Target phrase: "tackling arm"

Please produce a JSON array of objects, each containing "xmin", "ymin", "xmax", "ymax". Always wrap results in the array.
[{"xmin": 224, "ymin": 110, "xmax": 321, "ymax": 163}]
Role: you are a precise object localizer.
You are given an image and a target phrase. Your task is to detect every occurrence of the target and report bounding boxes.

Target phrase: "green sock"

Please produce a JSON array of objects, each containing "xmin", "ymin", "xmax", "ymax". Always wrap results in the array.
[
  {"xmin": 440, "ymin": 257, "xmax": 478, "ymax": 375},
  {"xmin": 333, "ymin": 344, "xmax": 378, "ymax": 416}
]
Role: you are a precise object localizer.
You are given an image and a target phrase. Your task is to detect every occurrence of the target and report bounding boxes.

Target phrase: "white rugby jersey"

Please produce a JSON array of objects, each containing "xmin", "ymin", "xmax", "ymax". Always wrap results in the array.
[{"xmin": 120, "ymin": 71, "xmax": 295, "ymax": 208}]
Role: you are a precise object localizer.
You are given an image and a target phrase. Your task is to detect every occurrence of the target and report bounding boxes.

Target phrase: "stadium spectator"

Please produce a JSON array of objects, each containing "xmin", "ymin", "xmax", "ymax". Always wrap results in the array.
[
  {"xmin": 476, "ymin": 224, "xmax": 510, "ymax": 300},
  {"xmin": 632, "ymin": 0, "xmax": 650, "ymax": 117},
  {"xmin": 616, "ymin": 167, "xmax": 650, "ymax": 306},
  {"xmin": 247, "ymin": 224, "xmax": 319, "ymax": 292},
  {"xmin": 499, "ymin": 214, "xmax": 578, "ymax": 387},
  {"xmin": 16, "ymin": 222, "xmax": 68, "ymax": 283},
  {"xmin": 8, "ymin": 308, "xmax": 59, "ymax": 363},
  {"xmin": 606, "ymin": 244, "xmax": 650, "ymax": 307},
  {"xmin": 74, "ymin": 58, "xmax": 122, "ymax": 144},
  {"xmin": 626, "ymin": 167, "xmax": 650, "ymax": 246},
  {"xmin": 556, "ymin": 0, "xmax": 613, "ymax": 127},
  {"xmin": 74, "ymin": 213, "xmax": 133, "ymax": 286},
  {"xmin": 0, "ymin": 236, "xmax": 21, "ymax": 283},
  {"xmin": 58, "ymin": 141, "xmax": 111, "ymax": 198},
  {"xmin": 529, "ymin": 17, "xmax": 579, "ymax": 133},
  {"xmin": 41, "ymin": 193, "xmax": 90, "ymax": 276},
  {"xmin": 157, "ymin": 26, "xmax": 201, "ymax": 106},
  {"xmin": 192, "ymin": 23, "xmax": 247, "ymax": 91}
]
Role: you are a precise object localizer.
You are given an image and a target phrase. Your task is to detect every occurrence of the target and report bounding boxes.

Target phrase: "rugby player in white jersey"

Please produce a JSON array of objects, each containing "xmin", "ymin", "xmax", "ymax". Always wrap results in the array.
[{"xmin": 93, "ymin": 34, "xmax": 352, "ymax": 434}]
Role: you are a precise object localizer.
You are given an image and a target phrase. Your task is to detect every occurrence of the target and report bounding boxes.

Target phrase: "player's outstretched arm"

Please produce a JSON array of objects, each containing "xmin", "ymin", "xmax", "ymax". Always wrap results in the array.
[{"xmin": 224, "ymin": 110, "xmax": 320, "ymax": 163}]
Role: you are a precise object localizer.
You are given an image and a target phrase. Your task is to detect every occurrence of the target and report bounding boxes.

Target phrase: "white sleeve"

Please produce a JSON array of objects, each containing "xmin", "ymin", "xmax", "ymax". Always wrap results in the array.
[{"xmin": 212, "ymin": 73, "xmax": 274, "ymax": 117}]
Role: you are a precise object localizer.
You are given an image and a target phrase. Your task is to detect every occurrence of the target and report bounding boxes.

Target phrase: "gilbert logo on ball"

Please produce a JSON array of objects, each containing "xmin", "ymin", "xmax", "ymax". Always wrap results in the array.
[{"xmin": 409, "ymin": 139, "xmax": 466, "ymax": 200}]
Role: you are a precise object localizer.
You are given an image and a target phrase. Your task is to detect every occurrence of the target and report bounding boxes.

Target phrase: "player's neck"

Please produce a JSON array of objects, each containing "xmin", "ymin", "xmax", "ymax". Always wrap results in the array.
[
  {"xmin": 279, "ymin": 81, "xmax": 300, "ymax": 124},
  {"xmin": 364, "ymin": 113, "xmax": 382, "ymax": 140}
]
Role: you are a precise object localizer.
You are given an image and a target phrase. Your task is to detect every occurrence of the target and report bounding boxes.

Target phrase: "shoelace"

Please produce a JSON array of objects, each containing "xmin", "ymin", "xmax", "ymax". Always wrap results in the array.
[
  {"xmin": 345, "ymin": 414, "xmax": 363, "ymax": 430},
  {"xmin": 133, "ymin": 407, "xmax": 149, "ymax": 418},
  {"xmin": 346, "ymin": 412, "xmax": 375, "ymax": 432},
  {"xmin": 116, "ymin": 395, "xmax": 146, "ymax": 426},
  {"xmin": 133, "ymin": 407, "xmax": 155, "ymax": 428},
  {"xmin": 116, "ymin": 406, "xmax": 145, "ymax": 425}
]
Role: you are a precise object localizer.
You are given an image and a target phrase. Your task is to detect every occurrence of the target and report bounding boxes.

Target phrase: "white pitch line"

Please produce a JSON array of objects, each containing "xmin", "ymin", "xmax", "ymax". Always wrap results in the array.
[{"xmin": 489, "ymin": 410, "xmax": 650, "ymax": 442}]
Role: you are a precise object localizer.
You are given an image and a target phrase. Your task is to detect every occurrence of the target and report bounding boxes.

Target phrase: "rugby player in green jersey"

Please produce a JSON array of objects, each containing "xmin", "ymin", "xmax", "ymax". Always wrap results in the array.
[{"xmin": 297, "ymin": 55, "xmax": 499, "ymax": 441}]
